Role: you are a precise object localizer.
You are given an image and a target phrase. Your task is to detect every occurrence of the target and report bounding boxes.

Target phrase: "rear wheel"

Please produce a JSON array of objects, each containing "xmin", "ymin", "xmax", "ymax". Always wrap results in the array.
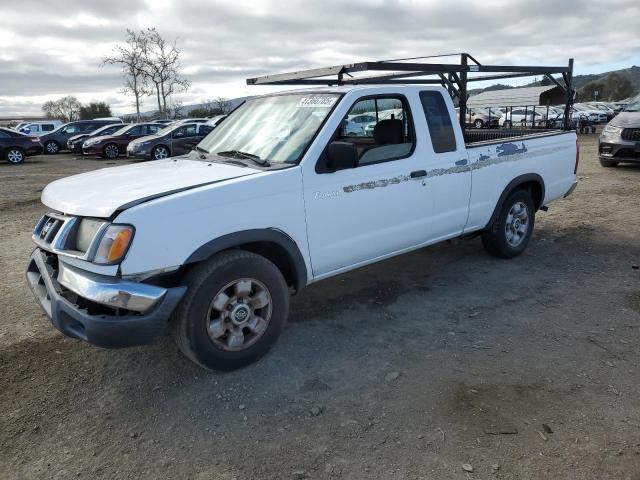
[
  {"xmin": 103, "ymin": 143, "xmax": 119, "ymax": 159},
  {"xmin": 44, "ymin": 141, "xmax": 59, "ymax": 154},
  {"xmin": 473, "ymin": 119, "xmax": 484, "ymax": 129},
  {"xmin": 482, "ymin": 189, "xmax": 535, "ymax": 258},
  {"xmin": 599, "ymin": 159, "xmax": 618, "ymax": 168},
  {"xmin": 152, "ymin": 145, "xmax": 170, "ymax": 160},
  {"xmin": 172, "ymin": 250, "xmax": 289, "ymax": 370},
  {"xmin": 5, "ymin": 147, "xmax": 25, "ymax": 164}
]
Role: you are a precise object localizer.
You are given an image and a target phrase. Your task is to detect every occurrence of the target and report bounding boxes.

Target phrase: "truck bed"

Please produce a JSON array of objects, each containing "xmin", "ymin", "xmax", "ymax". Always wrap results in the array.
[{"xmin": 464, "ymin": 128, "xmax": 567, "ymax": 145}]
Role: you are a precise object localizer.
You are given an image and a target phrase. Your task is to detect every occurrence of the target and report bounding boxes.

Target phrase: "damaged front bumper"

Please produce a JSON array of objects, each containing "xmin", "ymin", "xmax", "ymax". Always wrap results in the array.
[{"xmin": 26, "ymin": 248, "xmax": 186, "ymax": 348}]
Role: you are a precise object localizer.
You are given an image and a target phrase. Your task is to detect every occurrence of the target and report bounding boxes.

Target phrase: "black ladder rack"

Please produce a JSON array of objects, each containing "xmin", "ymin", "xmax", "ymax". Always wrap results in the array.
[{"xmin": 246, "ymin": 53, "xmax": 575, "ymax": 132}]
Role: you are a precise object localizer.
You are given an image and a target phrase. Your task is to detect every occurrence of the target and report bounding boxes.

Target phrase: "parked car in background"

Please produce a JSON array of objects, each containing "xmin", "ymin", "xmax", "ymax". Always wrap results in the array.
[
  {"xmin": 499, "ymin": 108, "xmax": 547, "ymax": 127},
  {"xmin": 573, "ymin": 103, "xmax": 607, "ymax": 123},
  {"xmin": 67, "ymin": 123, "xmax": 130, "ymax": 154},
  {"xmin": 174, "ymin": 118, "xmax": 209, "ymax": 125},
  {"xmin": 205, "ymin": 115, "xmax": 227, "ymax": 128},
  {"xmin": 457, "ymin": 107, "xmax": 500, "ymax": 129},
  {"xmin": 152, "ymin": 119, "xmax": 174, "ymax": 125},
  {"xmin": 598, "ymin": 94, "xmax": 640, "ymax": 167},
  {"xmin": 0, "ymin": 127, "xmax": 43, "ymax": 164},
  {"xmin": 126, "ymin": 122, "xmax": 214, "ymax": 160},
  {"xmin": 344, "ymin": 113, "xmax": 377, "ymax": 136},
  {"xmin": 39, "ymin": 119, "xmax": 123, "ymax": 154},
  {"xmin": 585, "ymin": 102, "xmax": 615, "ymax": 120},
  {"xmin": 19, "ymin": 120, "xmax": 63, "ymax": 135},
  {"xmin": 82, "ymin": 123, "xmax": 163, "ymax": 159}
]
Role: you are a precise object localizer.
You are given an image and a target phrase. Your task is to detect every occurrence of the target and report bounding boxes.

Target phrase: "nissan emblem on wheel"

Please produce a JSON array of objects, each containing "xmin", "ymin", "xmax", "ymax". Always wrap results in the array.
[{"xmin": 26, "ymin": 54, "xmax": 578, "ymax": 370}]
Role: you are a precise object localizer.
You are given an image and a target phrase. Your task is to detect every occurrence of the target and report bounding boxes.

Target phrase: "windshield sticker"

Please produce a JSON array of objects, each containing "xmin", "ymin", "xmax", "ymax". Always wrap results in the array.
[{"xmin": 297, "ymin": 96, "xmax": 337, "ymax": 108}]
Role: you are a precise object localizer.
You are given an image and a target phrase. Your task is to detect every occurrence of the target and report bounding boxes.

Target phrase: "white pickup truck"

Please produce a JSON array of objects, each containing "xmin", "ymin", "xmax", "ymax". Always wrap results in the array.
[{"xmin": 27, "ymin": 82, "xmax": 578, "ymax": 370}]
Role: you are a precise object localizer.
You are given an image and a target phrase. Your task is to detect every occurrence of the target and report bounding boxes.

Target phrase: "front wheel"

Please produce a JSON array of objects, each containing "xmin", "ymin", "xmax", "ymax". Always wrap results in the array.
[
  {"xmin": 172, "ymin": 250, "xmax": 289, "ymax": 370},
  {"xmin": 473, "ymin": 119, "xmax": 484, "ymax": 129},
  {"xmin": 103, "ymin": 143, "xmax": 119, "ymax": 159},
  {"xmin": 599, "ymin": 159, "xmax": 618, "ymax": 168},
  {"xmin": 482, "ymin": 189, "xmax": 535, "ymax": 258},
  {"xmin": 152, "ymin": 145, "xmax": 170, "ymax": 160},
  {"xmin": 44, "ymin": 141, "xmax": 59, "ymax": 154}
]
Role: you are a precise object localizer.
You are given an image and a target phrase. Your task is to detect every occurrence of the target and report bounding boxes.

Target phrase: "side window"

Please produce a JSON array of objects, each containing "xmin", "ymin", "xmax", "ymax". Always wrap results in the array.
[
  {"xmin": 199, "ymin": 125, "xmax": 214, "ymax": 135},
  {"xmin": 147, "ymin": 125, "xmax": 161, "ymax": 135},
  {"xmin": 63, "ymin": 124, "xmax": 81, "ymax": 134},
  {"xmin": 419, "ymin": 91, "xmax": 456, "ymax": 154},
  {"xmin": 128, "ymin": 125, "xmax": 143, "ymax": 136},
  {"xmin": 42, "ymin": 124, "xmax": 55, "ymax": 131},
  {"xmin": 80, "ymin": 123, "xmax": 96, "ymax": 132},
  {"xmin": 335, "ymin": 96, "xmax": 414, "ymax": 166},
  {"xmin": 183, "ymin": 125, "xmax": 197, "ymax": 137}
]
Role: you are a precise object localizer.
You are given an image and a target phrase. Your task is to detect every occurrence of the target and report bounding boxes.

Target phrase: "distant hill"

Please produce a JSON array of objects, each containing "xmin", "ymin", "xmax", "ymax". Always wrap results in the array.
[{"xmin": 468, "ymin": 65, "xmax": 639, "ymax": 101}]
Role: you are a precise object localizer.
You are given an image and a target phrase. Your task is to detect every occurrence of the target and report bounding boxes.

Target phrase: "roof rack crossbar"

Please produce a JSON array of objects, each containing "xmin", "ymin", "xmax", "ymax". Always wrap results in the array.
[{"xmin": 246, "ymin": 53, "xmax": 575, "ymax": 132}]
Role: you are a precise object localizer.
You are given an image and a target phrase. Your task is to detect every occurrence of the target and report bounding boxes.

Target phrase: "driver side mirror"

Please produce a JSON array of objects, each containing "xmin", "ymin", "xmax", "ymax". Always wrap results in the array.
[{"xmin": 327, "ymin": 141, "xmax": 358, "ymax": 171}]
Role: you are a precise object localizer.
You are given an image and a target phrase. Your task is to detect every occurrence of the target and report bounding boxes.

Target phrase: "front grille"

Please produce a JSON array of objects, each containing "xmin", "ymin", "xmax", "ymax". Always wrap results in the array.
[
  {"xmin": 621, "ymin": 128, "xmax": 640, "ymax": 141},
  {"xmin": 34, "ymin": 215, "xmax": 65, "ymax": 247}
]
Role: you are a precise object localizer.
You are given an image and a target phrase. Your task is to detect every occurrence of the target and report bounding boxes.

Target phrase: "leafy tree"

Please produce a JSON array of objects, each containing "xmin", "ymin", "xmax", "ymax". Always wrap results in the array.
[{"xmin": 79, "ymin": 102, "xmax": 112, "ymax": 119}]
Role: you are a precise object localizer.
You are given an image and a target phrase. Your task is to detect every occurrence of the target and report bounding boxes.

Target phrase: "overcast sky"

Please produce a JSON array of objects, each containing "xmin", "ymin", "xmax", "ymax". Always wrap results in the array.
[{"xmin": 1, "ymin": 0, "xmax": 639, "ymax": 117}]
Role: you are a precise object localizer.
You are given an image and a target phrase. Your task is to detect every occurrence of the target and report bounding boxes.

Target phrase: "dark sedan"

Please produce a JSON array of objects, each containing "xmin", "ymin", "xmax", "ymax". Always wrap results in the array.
[
  {"xmin": 67, "ymin": 123, "xmax": 129, "ymax": 153},
  {"xmin": 82, "ymin": 123, "xmax": 163, "ymax": 159},
  {"xmin": 0, "ymin": 127, "xmax": 43, "ymax": 164},
  {"xmin": 126, "ymin": 123, "xmax": 214, "ymax": 160},
  {"xmin": 39, "ymin": 119, "xmax": 123, "ymax": 154}
]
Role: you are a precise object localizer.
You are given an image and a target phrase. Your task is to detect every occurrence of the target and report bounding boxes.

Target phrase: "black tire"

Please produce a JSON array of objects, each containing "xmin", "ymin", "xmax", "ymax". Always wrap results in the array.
[
  {"xmin": 44, "ymin": 140, "xmax": 60, "ymax": 154},
  {"xmin": 171, "ymin": 250, "xmax": 289, "ymax": 371},
  {"xmin": 103, "ymin": 143, "xmax": 119, "ymax": 159},
  {"xmin": 152, "ymin": 145, "xmax": 170, "ymax": 160},
  {"xmin": 503, "ymin": 120, "xmax": 512, "ymax": 129},
  {"xmin": 599, "ymin": 159, "xmax": 618, "ymax": 168},
  {"xmin": 473, "ymin": 119, "xmax": 484, "ymax": 129},
  {"xmin": 5, "ymin": 147, "xmax": 25, "ymax": 164},
  {"xmin": 482, "ymin": 189, "xmax": 535, "ymax": 259}
]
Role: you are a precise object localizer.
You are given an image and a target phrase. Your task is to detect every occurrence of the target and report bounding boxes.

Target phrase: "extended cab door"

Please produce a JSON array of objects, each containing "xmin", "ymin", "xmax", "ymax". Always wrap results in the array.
[
  {"xmin": 417, "ymin": 91, "xmax": 472, "ymax": 241},
  {"xmin": 302, "ymin": 94, "xmax": 432, "ymax": 277}
]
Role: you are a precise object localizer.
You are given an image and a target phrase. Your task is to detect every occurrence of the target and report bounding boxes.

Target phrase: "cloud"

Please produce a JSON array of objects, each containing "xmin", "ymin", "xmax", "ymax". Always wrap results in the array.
[{"xmin": 1, "ymin": 0, "xmax": 639, "ymax": 116}]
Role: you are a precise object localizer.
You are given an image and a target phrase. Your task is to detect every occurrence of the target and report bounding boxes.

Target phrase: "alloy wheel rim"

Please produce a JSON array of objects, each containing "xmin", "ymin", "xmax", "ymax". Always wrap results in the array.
[
  {"xmin": 154, "ymin": 147, "xmax": 168, "ymax": 159},
  {"xmin": 105, "ymin": 145, "xmax": 118, "ymax": 158},
  {"xmin": 207, "ymin": 278, "xmax": 272, "ymax": 351},
  {"xmin": 46, "ymin": 142, "xmax": 58, "ymax": 153},
  {"xmin": 505, "ymin": 201, "xmax": 529, "ymax": 247},
  {"xmin": 7, "ymin": 150, "xmax": 23, "ymax": 163}
]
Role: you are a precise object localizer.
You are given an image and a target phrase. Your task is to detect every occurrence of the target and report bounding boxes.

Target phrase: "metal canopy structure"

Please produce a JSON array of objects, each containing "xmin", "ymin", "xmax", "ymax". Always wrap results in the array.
[{"xmin": 246, "ymin": 53, "xmax": 575, "ymax": 132}]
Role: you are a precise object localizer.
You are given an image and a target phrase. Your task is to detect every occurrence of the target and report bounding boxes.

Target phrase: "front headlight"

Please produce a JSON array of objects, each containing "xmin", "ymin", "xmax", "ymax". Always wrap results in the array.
[
  {"xmin": 603, "ymin": 125, "xmax": 623, "ymax": 135},
  {"xmin": 93, "ymin": 225, "xmax": 134, "ymax": 265},
  {"xmin": 84, "ymin": 139, "xmax": 99, "ymax": 147}
]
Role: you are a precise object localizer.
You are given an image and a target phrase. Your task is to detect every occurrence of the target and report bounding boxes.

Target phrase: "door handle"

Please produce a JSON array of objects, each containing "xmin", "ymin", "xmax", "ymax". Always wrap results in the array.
[
  {"xmin": 410, "ymin": 170, "xmax": 427, "ymax": 178},
  {"xmin": 455, "ymin": 159, "xmax": 468, "ymax": 166}
]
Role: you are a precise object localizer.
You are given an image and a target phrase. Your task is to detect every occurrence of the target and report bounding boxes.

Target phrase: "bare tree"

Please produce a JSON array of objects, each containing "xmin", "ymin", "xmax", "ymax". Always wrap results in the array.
[
  {"xmin": 139, "ymin": 28, "xmax": 190, "ymax": 118},
  {"xmin": 102, "ymin": 30, "xmax": 148, "ymax": 122},
  {"xmin": 42, "ymin": 96, "xmax": 82, "ymax": 122},
  {"xmin": 214, "ymin": 97, "xmax": 232, "ymax": 114},
  {"xmin": 167, "ymin": 100, "xmax": 185, "ymax": 119}
]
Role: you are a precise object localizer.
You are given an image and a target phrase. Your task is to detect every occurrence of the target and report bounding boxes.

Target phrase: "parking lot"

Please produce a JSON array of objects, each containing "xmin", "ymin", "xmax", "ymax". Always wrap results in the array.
[{"xmin": 1, "ymin": 133, "xmax": 639, "ymax": 479}]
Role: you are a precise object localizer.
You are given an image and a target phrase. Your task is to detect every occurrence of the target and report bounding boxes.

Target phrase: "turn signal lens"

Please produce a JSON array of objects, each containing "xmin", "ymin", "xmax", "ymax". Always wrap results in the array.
[{"xmin": 94, "ymin": 225, "xmax": 134, "ymax": 265}]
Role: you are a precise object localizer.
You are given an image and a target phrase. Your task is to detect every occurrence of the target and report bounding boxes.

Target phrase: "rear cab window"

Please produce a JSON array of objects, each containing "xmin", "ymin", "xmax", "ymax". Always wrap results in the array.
[
  {"xmin": 332, "ymin": 95, "xmax": 415, "ymax": 167},
  {"xmin": 419, "ymin": 91, "xmax": 456, "ymax": 153}
]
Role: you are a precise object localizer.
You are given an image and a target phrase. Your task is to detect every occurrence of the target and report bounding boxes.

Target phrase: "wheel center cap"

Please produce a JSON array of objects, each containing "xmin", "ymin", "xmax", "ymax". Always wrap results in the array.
[
  {"xmin": 230, "ymin": 304, "xmax": 251, "ymax": 325},
  {"xmin": 513, "ymin": 219, "xmax": 521, "ymax": 229}
]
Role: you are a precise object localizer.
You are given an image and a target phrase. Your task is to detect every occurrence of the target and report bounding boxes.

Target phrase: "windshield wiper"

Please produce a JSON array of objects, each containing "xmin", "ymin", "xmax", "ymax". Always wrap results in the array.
[
  {"xmin": 195, "ymin": 145, "xmax": 209, "ymax": 154},
  {"xmin": 216, "ymin": 150, "xmax": 270, "ymax": 167}
]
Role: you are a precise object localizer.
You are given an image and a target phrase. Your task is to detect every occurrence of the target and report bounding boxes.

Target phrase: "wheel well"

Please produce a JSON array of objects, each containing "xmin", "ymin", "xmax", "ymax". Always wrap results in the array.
[
  {"xmin": 519, "ymin": 180, "xmax": 543, "ymax": 210},
  {"xmin": 234, "ymin": 241, "xmax": 297, "ymax": 289},
  {"xmin": 486, "ymin": 174, "xmax": 545, "ymax": 229}
]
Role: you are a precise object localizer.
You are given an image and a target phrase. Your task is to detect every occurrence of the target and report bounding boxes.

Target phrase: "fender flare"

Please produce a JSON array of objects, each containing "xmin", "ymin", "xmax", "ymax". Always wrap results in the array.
[
  {"xmin": 486, "ymin": 173, "xmax": 545, "ymax": 229},
  {"xmin": 184, "ymin": 229, "xmax": 308, "ymax": 291}
]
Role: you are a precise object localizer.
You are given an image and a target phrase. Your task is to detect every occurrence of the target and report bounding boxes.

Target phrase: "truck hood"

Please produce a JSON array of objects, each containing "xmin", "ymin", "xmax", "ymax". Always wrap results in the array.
[
  {"xmin": 41, "ymin": 156, "xmax": 260, "ymax": 217},
  {"xmin": 609, "ymin": 111, "xmax": 640, "ymax": 128}
]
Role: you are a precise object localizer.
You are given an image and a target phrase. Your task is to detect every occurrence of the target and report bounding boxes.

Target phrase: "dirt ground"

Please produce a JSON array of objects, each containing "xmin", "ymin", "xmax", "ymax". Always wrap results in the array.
[{"xmin": 1, "ymin": 133, "xmax": 640, "ymax": 480}]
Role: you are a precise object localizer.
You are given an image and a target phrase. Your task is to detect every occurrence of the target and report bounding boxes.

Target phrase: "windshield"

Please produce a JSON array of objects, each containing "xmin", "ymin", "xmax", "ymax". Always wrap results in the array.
[
  {"xmin": 110, "ymin": 125, "xmax": 133, "ymax": 136},
  {"xmin": 156, "ymin": 124, "xmax": 175, "ymax": 136},
  {"xmin": 625, "ymin": 95, "xmax": 640, "ymax": 112},
  {"xmin": 198, "ymin": 93, "xmax": 340, "ymax": 164}
]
